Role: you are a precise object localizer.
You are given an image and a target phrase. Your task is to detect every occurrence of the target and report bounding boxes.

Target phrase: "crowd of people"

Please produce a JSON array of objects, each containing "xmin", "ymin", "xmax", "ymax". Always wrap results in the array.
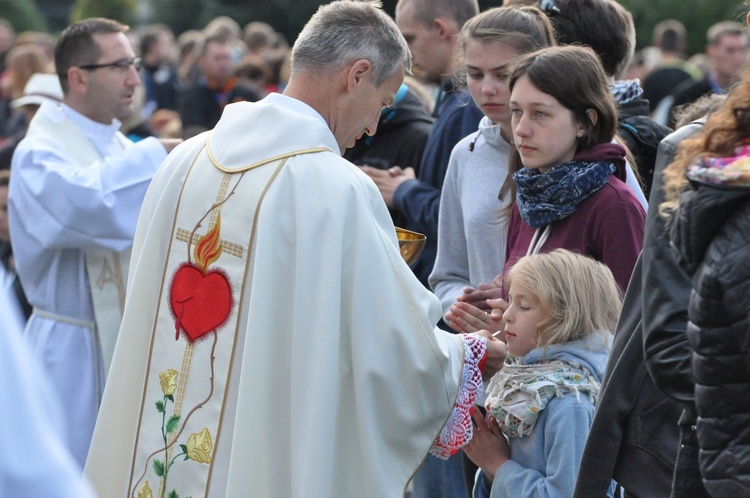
[
  {"xmin": 0, "ymin": 13, "xmax": 290, "ymax": 148},
  {"xmin": 1, "ymin": 0, "xmax": 749, "ymax": 497}
]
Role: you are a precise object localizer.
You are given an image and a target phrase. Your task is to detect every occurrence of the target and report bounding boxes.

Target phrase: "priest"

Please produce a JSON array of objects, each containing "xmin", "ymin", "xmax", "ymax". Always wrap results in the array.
[{"xmin": 84, "ymin": 2, "xmax": 507, "ymax": 497}]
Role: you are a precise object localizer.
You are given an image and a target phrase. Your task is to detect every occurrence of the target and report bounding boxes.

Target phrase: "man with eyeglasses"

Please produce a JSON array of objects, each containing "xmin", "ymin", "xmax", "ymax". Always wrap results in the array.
[{"xmin": 8, "ymin": 17, "xmax": 181, "ymax": 470}]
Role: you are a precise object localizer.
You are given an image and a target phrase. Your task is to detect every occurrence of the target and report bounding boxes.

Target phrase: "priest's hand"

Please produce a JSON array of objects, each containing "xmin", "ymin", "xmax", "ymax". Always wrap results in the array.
[
  {"xmin": 360, "ymin": 165, "xmax": 415, "ymax": 207},
  {"xmin": 468, "ymin": 330, "xmax": 507, "ymax": 380}
]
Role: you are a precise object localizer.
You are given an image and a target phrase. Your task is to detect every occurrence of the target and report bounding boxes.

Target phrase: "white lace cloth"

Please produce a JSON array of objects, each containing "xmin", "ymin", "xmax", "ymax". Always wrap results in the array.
[{"xmin": 430, "ymin": 334, "xmax": 487, "ymax": 459}]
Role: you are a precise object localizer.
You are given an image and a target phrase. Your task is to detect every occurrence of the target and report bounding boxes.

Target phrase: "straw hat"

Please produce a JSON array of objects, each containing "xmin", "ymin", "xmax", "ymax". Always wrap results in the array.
[{"xmin": 11, "ymin": 73, "xmax": 63, "ymax": 108}]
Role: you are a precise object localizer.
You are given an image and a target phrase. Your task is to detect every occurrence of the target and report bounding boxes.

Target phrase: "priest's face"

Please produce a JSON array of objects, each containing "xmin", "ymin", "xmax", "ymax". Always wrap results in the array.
[
  {"xmin": 337, "ymin": 65, "xmax": 404, "ymax": 152},
  {"xmin": 81, "ymin": 32, "xmax": 142, "ymax": 124}
]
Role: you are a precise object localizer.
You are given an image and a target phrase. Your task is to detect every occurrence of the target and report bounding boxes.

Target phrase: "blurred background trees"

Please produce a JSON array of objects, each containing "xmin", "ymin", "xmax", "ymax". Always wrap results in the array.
[
  {"xmin": 621, "ymin": 0, "xmax": 747, "ymax": 56},
  {"xmin": 1, "ymin": 0, "xmax": 48, "ymax": 32},
  {"xmin": 4, "ymin": 0, "xmax": 506, "ymax": 46},
  {"xmin": 1, "ymin": 0, "xmax": 747, "ymax": 57}
]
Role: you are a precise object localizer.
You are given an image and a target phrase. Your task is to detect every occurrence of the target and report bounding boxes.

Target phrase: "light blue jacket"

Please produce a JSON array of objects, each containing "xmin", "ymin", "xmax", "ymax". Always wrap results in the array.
[{"xmin": 474, "ymin": 333, "xmax": 616, "ymax": 498}]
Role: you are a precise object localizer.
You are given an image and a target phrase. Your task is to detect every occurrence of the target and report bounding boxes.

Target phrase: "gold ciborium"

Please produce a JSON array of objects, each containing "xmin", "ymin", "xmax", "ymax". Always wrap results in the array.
[{"xmin": 396, "ymin": 227, "xmax": 426, "ymax": 266}]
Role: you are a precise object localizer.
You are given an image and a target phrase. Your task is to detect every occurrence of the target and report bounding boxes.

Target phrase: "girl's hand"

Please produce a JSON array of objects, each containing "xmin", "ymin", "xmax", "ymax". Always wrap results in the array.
[
  {"xmin": 447, "ymin": 301, "xmax": 503, "ymax": 334},
  {"xmin": 455, "ymin": 282, "xmax": 504, "ymax": 310},
  {"xmin": 463, "ymin": 407, "xmax": 509, "ymax": 484}
]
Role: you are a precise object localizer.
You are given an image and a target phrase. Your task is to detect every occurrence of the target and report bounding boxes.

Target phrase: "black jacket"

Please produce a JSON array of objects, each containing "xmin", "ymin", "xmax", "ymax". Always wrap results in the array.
[
  {"xmin": 667, "ymin": 77, "xmax": 715, "ymax": 127},
  {"xmin": 344, "ymin": 87, "xmax": 433, "ymax": 227},
  {"xmin": 642, "ymin": 65, "xmax": 696, "ymax": 113},
  {"xmin": 642, "ymin": 122, "xmax": 704, "ymax": 425},
  {"xmin": 178, "ymin": 79, "xmax": 259, "ymax": 134},
  {"xmin": 670, "ymin": 172, "xmax": 750, "ymax": 496},
  {"xmin": 344, "ymin": 87, "xmax": 433, "ymax": 172},
  {"xmin": 573, "ymin": 123, "xmax": 697, "ymax": 498},
  {"xmin": 617, "ymin": 98, "xmax": 672, "ymax": 199},
  {"xmin": 573, "ymin": 256, "xmax": 682, "ymax": 498}
]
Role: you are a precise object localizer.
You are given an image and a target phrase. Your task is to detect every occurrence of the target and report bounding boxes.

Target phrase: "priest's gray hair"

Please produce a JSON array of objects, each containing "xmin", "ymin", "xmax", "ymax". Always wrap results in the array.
[{"xmin": 291, "ymin": 0, "xmax": 411, "ymax": 87}]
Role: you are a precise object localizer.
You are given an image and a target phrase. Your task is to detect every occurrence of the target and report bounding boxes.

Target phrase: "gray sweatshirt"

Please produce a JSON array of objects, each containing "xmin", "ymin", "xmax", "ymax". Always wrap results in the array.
[{"xmin": 429, "ymin": 116, "xmax": 513, "ymax": 319}]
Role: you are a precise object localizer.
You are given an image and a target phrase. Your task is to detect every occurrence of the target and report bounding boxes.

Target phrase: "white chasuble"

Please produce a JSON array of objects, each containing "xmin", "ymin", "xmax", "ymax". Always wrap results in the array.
[
  {"xmin": 86, "ymin": 99, "xmax": 474, "ymax": 498},
  {"xmin": 125, "ymin": 135, "xmax": 330, "ymax": 497}
]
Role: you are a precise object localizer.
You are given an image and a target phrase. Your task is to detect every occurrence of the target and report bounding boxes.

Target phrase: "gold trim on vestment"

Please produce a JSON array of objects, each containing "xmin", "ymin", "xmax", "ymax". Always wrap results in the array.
[
  {"xmin": 205, "ymin": 132, "xmax": 330, "ymax": 173},
  {"xmin": 129, "ymin": 142, "xmax": 207, "ymax": 494},
  {"xmin": 128, "ymin": 140, "xmax": 331, "ymax": 497}
]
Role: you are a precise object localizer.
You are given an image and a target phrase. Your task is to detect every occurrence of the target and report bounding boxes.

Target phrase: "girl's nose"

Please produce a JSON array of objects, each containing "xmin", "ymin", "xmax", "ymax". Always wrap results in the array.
[
  {"xmin": 514, "ymin": 116, "xmax": 530, "ymax": 137},
  {"xmin": 503, "ymin": 307, "xmax": 514, "ymax": 323}
]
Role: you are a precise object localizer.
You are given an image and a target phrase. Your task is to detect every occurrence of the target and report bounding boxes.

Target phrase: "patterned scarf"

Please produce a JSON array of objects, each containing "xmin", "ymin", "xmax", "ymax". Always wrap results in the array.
[
  {"xmin": 688, "ymin": 143, "xmax": 750, "ymax": 187},
  {"xmin": 610, "ymin": 79, "xmax": 644, "ymax": 106},
  {"xmin": 485, "ymin": 359, "xmax": 601, "ymax": 438},
  {"xmin": 514, "ymin": 159, "xmax": 616, "ymax": 228}
]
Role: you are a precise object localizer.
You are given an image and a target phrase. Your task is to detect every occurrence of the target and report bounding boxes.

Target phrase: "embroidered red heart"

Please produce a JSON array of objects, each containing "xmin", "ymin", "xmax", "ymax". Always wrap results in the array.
[{"xmin": 169, "ymin": 263, "xmax": 232, "ymax": 342}]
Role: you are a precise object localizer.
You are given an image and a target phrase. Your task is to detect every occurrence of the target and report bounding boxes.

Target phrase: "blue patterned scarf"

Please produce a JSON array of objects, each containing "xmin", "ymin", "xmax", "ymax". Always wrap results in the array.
[{"xmin": 514, "ymin": 159, "xmax": 616, "ymax": 228}]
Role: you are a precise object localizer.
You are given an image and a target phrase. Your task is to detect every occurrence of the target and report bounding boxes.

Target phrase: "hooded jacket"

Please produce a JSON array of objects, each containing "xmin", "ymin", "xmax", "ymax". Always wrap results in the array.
[
  {"xmin": 670, "ymin": 157, "xmax": 750, "ymax": 496},
  {"xmin": 476, "ymin": 334, "xmax": 614, "ymax": 498},
  {"xmin": 344, "ymin": 85, "xmax": 434, "ymax": 227},
  {"xmin": 616, "ymin": 97, "xmax": 672, "ymax": 199}
]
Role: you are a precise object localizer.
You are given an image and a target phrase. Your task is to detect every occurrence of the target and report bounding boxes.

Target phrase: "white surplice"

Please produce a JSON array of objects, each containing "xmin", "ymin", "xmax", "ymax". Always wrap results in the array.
[
  {"xmin": 85, "ymin": 94, "xmax": 482, "ymax": 498},
  {"xmin": 0, "ymin": 287, "xmax": 96, "ymax": 497},
  {"xmin": 8, "ymin": 101, "xmax": 167, "ymax": 467}
]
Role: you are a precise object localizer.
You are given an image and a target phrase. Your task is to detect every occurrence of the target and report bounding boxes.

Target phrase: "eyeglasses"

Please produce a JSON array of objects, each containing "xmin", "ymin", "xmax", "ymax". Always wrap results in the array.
[{"xmin": 78, "ymin": 57, "xmax": 142, "ymax": 72}]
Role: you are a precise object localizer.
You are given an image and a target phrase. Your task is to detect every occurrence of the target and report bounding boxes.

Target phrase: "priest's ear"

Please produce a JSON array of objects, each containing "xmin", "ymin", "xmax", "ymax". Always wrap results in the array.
[
  {"xmin": 345, "ymin": 59, "xmax": 373, "ymax": 92},
  {"xmin": 64, "ymin": 66, "xmax": 91, "ymax": 95}
]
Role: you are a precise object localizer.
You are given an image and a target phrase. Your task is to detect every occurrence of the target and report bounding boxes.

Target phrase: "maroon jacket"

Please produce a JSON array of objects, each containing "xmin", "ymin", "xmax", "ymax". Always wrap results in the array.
[{"xmin": 504, "ymin": 175, "xmax": 645, "ymax": 293}]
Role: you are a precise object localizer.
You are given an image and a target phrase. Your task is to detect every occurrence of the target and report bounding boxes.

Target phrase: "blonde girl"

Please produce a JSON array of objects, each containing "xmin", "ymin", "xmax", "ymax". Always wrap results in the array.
[{"xmin": 464, "ymin": 249, "xmax": 621, "ymax": 498}]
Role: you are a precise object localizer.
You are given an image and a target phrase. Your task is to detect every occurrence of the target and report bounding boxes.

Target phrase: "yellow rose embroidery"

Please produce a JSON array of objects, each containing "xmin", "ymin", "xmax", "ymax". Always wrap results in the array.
[
  {"xmin": 159, "ymin": 369, "xmax": 178, "ymax": 396},
  {"xmin": 186, "ymin": 428, "xmax": 213, "ymax": 463},
  {"xmin": 138, "ymin": 481, "xmax": 153, "ymax": 498}
]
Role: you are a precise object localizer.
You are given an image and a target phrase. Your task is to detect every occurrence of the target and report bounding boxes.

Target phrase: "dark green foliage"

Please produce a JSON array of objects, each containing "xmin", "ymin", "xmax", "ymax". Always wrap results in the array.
[
  {"xmin": 0, "ymin": 0, "xmax": 48, "ymax": 32},
  {"xmin": 620, "ymin": 0, "xmax": 747, "ymax": 56},
  {"xmin": 69, "ymin": 0, "xmax": 137, "ymax": 26},
  {"xmin": 166, "ymin": 414, "xmax": 181, "ymax": 434},
  {"xmin": 153, "ymin": 458, "xmax": 165, "ymax": 477}
]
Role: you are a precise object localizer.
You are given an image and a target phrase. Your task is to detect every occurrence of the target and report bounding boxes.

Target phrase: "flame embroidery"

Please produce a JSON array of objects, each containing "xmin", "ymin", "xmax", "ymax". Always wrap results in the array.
[{"xmin": 193, "ymin": 215, "xmax": 223, "ymax": 273}]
